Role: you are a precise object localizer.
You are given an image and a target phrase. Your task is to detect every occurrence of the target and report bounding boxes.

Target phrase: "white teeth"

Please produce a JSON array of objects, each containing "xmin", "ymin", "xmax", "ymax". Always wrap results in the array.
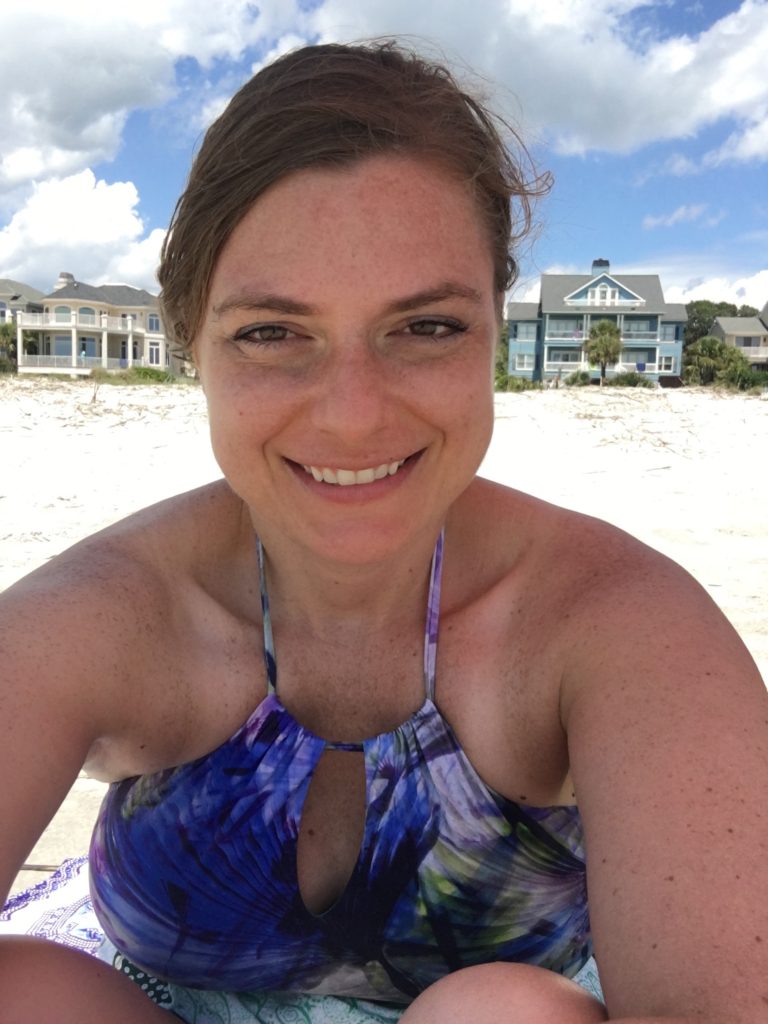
[{"xmin": 301, "ymin": 458, "xmax": 408, "ymax": 486}]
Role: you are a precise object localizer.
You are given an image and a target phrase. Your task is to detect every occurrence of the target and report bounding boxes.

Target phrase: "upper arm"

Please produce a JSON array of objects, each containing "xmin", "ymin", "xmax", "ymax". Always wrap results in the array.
[
  {"xmin": 561, "ymin": 545, "xmax": 768, "ymax": 1022},
  {"xmin": 0, "ymin": 547, "xmax": 168, "ymax": 901}
]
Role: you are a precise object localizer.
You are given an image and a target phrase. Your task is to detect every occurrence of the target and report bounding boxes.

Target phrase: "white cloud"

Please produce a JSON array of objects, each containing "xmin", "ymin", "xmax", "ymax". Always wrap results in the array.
[
  {"xmin": 0, "ymin": 1, "xmax": 310, "ymax": 198},
  {"xmin": 306, "ymin": 0, "xmax": 768, "ymax": 162},
  {"xmin": 0, "ymin": 171, "xmax": 161, "ymax": 293},
  {"xmin": 643, "ymin": 204, "xmax": 710, "ymax": 229},
  {"xmin": 665, "ymin": 269, "xmax": 768, "ymax": 309}
]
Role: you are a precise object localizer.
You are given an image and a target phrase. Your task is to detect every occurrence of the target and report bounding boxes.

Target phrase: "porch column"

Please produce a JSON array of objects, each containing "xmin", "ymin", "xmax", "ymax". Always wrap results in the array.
[
  {"xmin": 71, "ymin": 310, "xmax": 78, "ymax": 369},
  {"xmin": 100, "ymin": 313, "xmax": 109, "ymax": 368},
  {"xmin": 127, "ymin": 317, "xmax": 134, "ymax": 367},
  {"xmin": 15, "ymin": 312, "xmax": 24, "ymax": 369}
]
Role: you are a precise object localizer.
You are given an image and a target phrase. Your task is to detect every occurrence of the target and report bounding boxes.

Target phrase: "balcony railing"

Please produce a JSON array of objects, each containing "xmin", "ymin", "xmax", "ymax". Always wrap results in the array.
[
  {"xmin": 16, "ymin": 311, "xmax": 149, "ymax": 333},
  {"xmin": 19, "ymin": 355, "xmax": 154, "ymax": 370},
  {"xmin": 621, "ymin": 330, "xmax": 658, "ymax": 341}
]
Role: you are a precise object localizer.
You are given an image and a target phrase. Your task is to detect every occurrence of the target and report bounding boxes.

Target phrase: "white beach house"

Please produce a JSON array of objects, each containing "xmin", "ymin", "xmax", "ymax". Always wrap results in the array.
[{"xmin": 15, "ymin": 272, "xmax": 177, "ymax": 376}]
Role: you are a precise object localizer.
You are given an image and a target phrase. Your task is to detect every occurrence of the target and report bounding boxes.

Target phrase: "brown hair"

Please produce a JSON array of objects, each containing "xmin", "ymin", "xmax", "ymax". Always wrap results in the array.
[{"xmin": 158, "ymin": 41, "xmax": 549, "ymax": 353}]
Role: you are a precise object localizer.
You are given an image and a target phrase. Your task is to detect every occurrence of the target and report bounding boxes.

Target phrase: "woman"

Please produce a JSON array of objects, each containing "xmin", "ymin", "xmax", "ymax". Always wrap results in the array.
[{"xmin": 0, "ymin": 42, "xmax": 765, "ymax": 1024}]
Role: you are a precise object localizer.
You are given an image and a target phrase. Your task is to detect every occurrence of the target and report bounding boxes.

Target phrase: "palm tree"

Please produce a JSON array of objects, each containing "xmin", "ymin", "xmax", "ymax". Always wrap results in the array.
[
  {"xmin": 683, "ymin": 335, "xmax": 727, "ymax": 385},
  {"xmin": 584, "ymin": 320, "xmax": 622, "ymax": 387}
]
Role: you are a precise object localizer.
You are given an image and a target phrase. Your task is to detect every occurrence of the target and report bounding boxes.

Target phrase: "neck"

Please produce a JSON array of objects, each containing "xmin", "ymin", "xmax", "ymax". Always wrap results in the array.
[{"xmin": 250, "ymin": 520, "xmax": 443, "ymax": 638}]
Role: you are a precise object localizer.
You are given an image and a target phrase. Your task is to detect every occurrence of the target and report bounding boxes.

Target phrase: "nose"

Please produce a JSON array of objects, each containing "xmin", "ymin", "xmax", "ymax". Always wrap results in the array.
[{"xmin": 308, "ymin": 340, "xmax": 392, "ymax": 443}]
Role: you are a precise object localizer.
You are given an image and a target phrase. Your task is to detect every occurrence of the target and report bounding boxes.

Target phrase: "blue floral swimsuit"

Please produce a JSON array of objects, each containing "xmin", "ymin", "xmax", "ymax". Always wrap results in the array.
[{"xmin": 89, "ymin": 532, "xmax": 591, "ymax": 1004}]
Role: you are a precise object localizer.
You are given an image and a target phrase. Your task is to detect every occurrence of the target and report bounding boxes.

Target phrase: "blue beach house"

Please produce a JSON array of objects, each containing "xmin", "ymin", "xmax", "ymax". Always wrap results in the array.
[{"xmin": 506, "ymin": 259, "xmax": 686, "ymax": 385}]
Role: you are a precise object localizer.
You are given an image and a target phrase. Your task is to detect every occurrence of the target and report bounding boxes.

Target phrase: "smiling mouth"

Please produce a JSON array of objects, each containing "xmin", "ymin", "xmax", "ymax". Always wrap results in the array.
[{"xmin": 297, "ymin": 452, "xmax": 421, "ymax": 486}]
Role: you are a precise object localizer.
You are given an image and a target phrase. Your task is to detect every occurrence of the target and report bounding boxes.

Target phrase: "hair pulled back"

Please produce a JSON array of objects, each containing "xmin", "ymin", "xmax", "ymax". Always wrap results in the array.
[{"xmin": 159, "ymin": 41, "xmax": 548, "ymax": 353}]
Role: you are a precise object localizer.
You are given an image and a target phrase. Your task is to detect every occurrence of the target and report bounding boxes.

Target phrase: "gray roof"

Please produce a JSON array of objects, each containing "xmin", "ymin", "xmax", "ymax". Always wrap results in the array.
[
  {"xmin": 0, "ymin": 278, "xmax": 45, "ymax": 302},
  {"xmin": 540, "ymin": 272, "xmax": 670, "ymax": 313},
  {"xmin": 663, "ymin": 303, "xmax": 688, "ymax": 322},
  {"xmin": 44, "ymin": 280, "xmax": 158, "ymax": 307},
  {"xmin": 506, "ymin": 301, "xmax": 539, "ymax": 320},
  {"xmin": 715, "ymin": 316, "xmax": 768, "ymax": 335}
]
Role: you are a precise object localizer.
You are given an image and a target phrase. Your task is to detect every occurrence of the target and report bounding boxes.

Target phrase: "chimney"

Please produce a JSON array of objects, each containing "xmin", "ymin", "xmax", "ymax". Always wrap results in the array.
[
  {"xmin": 591, "ymin": 258, "xmax": 610, "ymax": 276},
  {"xmin": 53, "ymin": 271, "xmax": 75, "ymax": 290}
]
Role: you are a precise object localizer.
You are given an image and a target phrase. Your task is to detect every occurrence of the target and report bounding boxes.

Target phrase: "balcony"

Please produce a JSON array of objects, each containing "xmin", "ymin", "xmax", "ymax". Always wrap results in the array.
[
  {"xmin": 16, "ymin": 311, "xmax": 147, "ymax": 333},
  {"xmin": 621, "ymin": 330, "xmax": 658, "ymax": 341}
]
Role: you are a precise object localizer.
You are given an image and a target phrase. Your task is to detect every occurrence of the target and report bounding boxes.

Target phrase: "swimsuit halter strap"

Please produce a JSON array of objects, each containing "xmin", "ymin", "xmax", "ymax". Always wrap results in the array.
[
  {"xmin": 256, "ymin": 529, "xmax": 445, "ymax": 701},
  {"xmin": 256, "ymin": 537, "xmax": 278, "ymax": 694},
  {"xmin": 423, "ymin": 528, "xmax": 444, "ymax": 701}
]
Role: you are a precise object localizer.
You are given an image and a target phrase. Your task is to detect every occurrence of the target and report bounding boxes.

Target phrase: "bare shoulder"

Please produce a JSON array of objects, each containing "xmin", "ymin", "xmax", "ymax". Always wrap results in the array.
[
  {"xmin": 464, "ymin": 482, "xmax": 768, "ymax": 1021},
  {"xmin": 0, "ymin": 480, "xmax": 246, "ymax": 768}
]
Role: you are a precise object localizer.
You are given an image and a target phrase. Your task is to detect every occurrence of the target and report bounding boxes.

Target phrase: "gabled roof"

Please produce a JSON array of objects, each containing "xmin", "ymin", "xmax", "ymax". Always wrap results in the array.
[
  {"xmin": 563, "ymin": 272, "xmax": 644, "ymax": 304},
  {"xmin": 714, "ymin": 316, "xmax": 768, "ymax": 336},
  {"xmin": 505, "ymin": 302, "xmax": 540, "ymax": 320},
  {"xmin": 44, "ymin": 280, "xmax": 158, "ymax": 307},
  {"xmin": 541, "ymin": 273, "xmax": 668, "ymax": 313}
]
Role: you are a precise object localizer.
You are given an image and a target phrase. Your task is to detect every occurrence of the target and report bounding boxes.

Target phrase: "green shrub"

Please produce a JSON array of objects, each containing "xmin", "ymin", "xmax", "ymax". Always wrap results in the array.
[
  {"xmin": 0, "ymin": 356, "xmax": 16, "ymax": 374},
  {"xmin": 88, "ymin": 366, "xmax": 176, "ymax": 385},
  {"xmin": 719, "ymin": 362, "xmax": 768, "ymax": 391},
  {"xmin": 606, "ymin": 371, "xmax": 655, "ymax": 388},
  {"xmin": 504, "ymin": 375, "xmax": 542, "ymax": 392},
  {"xmin": 565, "ymin": 370, "xmax": 591, "ymax": 387}
]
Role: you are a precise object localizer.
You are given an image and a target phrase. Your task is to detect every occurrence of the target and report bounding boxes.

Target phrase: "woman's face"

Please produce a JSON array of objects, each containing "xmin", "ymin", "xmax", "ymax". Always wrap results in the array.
[{"xmin": 194, "ymin": 154, "xmax": 499, "ymax": 564}]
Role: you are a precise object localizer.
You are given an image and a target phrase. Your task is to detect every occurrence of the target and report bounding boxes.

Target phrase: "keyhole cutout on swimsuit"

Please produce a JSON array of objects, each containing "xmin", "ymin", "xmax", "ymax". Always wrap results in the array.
[{"xmin": 296, "ymin": 746, "xmax": 368, "ymax": 916}]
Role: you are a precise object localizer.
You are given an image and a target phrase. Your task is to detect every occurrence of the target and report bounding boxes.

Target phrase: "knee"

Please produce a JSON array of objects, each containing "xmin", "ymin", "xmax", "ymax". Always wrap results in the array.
[
  {"xmin": 400, "ymin": 962, "xmax": 607, "ymax": 1024},
  {"xmin": 0, "ymin": 936, "xmax": 171, "ymax": 1023}
]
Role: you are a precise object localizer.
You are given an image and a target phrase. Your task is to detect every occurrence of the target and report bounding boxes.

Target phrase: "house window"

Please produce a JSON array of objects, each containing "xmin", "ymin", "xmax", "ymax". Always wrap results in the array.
[
  {"xmin": 621, "ymin": 348, "xmax": 655, "ymax": 365},
  {"xmin": 53, "ymin": 334, "xmax": 71, "ymax": 356},
  {"xmin": 549, "ymin": 348, "xmax": 581, "ymax": 363},
  {"xmin": 623, "ymin": 319, "xmax": 652, "ymax": 334},
  {"xmin": 548, "ymin": 318, "xmax": 581, "ymax": 337},
  {"xmin": 588, "ymin": 287, "xmax": 617, "ymax": 306},
  {"xmin": 736, "ymin": 336, "xmax": 759, "ymax": 347},
  {"xmin": 659, "ymin": 356, "xmax": 675, "ymax": 372},
  {"xmin": 149, "ymin": 341, "xmax": 160, "ymax": 365},
  {"xmin": 78, "ymin": 306, "xmax": 97, "ymax": 326},
  {"xmin": 515, "ymin": 353, "xmax": 535, "ymax": 370},
  {"xmin": 660, "ymin": 324, "xmax": 677, "ymax": 341},
  {"xmin": 148, "ymin": 313, "xmax": 161, "ymax": 332},
  {"xmin": 53, "ymin": 305, "xmax": 71, "ymax": 322}
]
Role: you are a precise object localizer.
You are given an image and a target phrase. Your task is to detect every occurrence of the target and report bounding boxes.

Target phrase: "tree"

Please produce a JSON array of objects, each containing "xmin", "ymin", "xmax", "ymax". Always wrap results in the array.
[
  {"xmin": 584, "ymin": 319, "xmax": 622, "ymax": 387},
  {"xmin": 495, "ymin": 320, "xmax": 510, "ymax": 390},
  {"xmin": 683, "ymin": 299, "xmax": 757, "ymax": 348},
  {"xmin": 0, "ymin": 321, "xmax": 15, "ymax": 370},
  {"xmin": 683, "ymin": 335, "xmax": 753, "ymax": 387}
]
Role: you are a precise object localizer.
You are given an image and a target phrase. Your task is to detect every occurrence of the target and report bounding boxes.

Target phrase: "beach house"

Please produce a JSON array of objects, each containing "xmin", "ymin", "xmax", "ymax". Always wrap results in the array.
[
  {"xmin": 506, "ymin": 259, "xmax": 687, "ymax": 385},
  {"xmin": 711, "ymin": 309, "xmax": 768, "ymax": 370},
  {"xmin": 15, "ymin": 272, "xmax": 178, "ymax": 376}
]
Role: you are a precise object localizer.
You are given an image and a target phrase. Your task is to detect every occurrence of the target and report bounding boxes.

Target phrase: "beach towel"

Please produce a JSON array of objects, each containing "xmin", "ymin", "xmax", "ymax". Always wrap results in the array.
[{"xmin": 1, "ymin": 857, "xmax": 603, "ymax": 1022}]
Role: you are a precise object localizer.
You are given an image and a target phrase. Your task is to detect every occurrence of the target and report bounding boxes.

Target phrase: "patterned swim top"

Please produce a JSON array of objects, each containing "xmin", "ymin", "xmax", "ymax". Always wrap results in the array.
[{"xmin": 89, "ymin": 532, "xmax": 591, "ymax": 1002}]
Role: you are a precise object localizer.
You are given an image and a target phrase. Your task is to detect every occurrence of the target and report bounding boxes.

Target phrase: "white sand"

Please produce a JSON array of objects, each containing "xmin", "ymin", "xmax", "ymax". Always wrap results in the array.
[{"xmin": 1, "ymin": 376, "xmax": 766, "ymax": 683}]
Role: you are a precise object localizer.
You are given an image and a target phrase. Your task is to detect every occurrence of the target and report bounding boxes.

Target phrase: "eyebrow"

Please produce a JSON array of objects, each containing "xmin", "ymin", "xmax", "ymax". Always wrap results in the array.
[{"xmin": 211, "ymin": 282, "xmax": 484, "ymax": 319}]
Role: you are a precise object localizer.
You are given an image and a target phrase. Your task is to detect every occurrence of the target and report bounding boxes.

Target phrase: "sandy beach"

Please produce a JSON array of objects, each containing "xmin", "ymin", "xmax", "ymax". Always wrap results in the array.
[{"xmin": 2, "ymin": 376, "xmax": 766, "ymax": 891}]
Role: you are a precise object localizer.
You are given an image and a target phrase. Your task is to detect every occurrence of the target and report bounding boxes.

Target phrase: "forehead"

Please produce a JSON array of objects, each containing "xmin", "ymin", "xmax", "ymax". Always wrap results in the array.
[{"xmin": 208, "ymin": 155, "xmax": 495, "ymax": 304}]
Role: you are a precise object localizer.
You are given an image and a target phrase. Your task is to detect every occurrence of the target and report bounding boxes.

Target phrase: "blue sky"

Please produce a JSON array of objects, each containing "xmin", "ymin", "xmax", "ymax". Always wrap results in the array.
[{"xmin": 1, "ymin": 0, "xmax": 766, "ymax": 309}]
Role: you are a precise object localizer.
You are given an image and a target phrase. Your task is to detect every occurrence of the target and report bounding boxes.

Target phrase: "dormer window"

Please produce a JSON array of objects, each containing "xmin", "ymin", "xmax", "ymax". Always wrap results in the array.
[{"xmin": 587, "ymin": 286, "xmax": 618, "ymax": 305}]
